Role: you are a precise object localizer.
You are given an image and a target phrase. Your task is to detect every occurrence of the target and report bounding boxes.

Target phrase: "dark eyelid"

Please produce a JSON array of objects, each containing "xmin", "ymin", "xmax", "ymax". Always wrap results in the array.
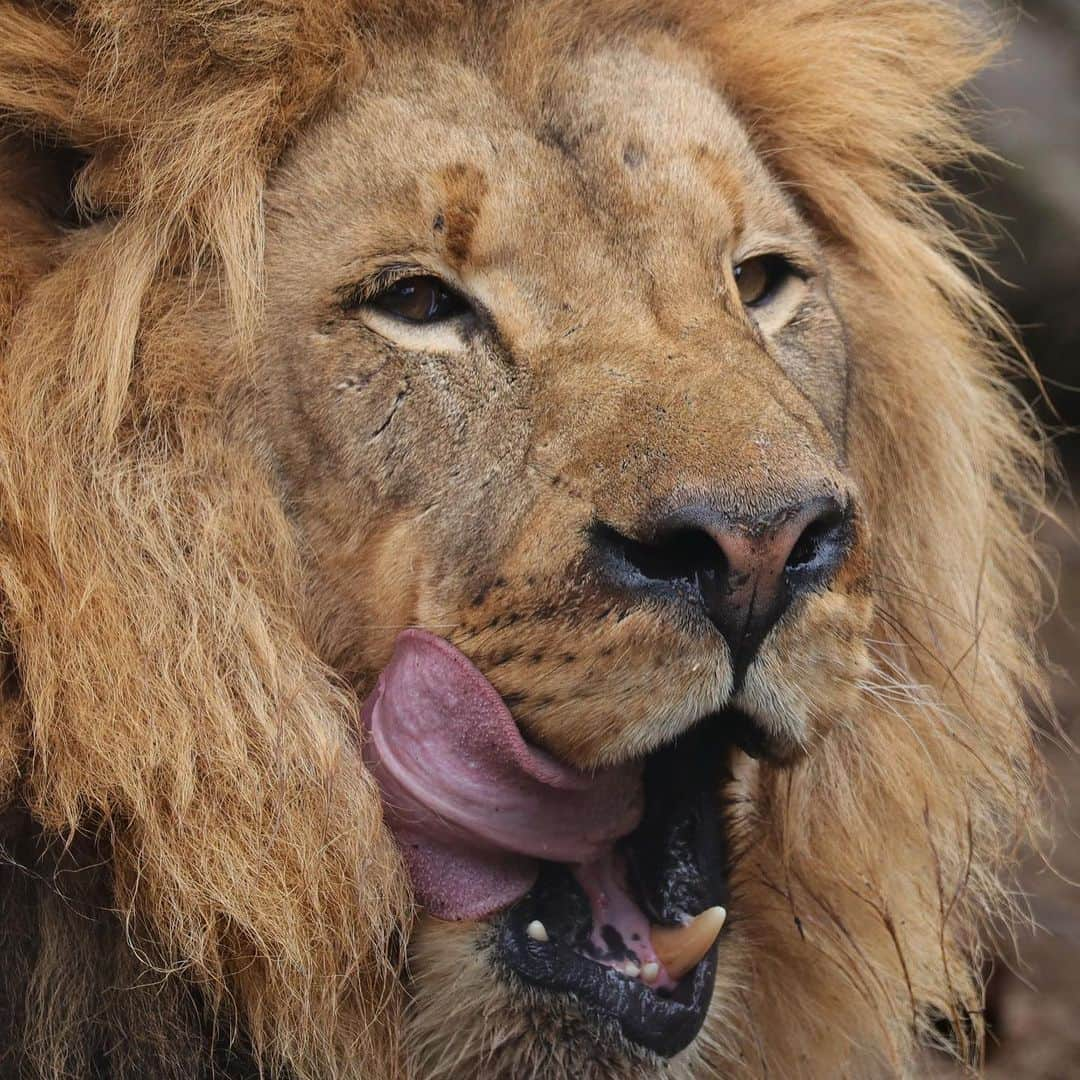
[
  {"xmin": 738, "ymin": 252, "xmax": 812, "ymax": 283},
  {"xmin": 338, "ymin": 262, "xmax": 423, "ymax": 311},
  {"xmin": 781, "ymin": 256, "xmax": 812, "ymax": 283}
]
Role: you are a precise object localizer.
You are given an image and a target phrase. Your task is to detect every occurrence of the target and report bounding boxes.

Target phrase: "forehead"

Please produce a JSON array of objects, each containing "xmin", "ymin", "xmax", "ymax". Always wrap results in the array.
[{"xmin": 269, "ymin": 40, "xmax": 808, "ymax": 295}]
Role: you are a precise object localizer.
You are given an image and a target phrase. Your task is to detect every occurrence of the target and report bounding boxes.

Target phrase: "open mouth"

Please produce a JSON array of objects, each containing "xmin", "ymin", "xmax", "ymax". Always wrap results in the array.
[
  {"xmin": 495, "ymin": 720, "xmax": 734, "ymax": 1058},
  {"xmin": 360, "ymin": 629, "xmax": 762, "ymax": 1060}
]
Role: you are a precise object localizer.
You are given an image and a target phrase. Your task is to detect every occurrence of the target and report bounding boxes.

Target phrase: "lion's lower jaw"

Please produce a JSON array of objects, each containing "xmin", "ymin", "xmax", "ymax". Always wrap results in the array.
[{"xmin": 403, "ymin": 920, "xmax": 747, "ymax": 1080}]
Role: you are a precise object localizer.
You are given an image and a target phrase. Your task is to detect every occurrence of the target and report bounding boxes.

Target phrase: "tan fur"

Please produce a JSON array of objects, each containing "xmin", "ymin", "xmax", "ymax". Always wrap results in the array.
[{"xmin": 0, "ymin": 2, "xmax": 1050, "ymax": 1078}]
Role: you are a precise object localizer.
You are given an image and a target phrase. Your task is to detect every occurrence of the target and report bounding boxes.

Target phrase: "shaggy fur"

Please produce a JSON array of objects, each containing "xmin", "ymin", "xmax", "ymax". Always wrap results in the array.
[{"xmin": 0, "ymin": 2, "xmax": 1050, "ymax": 1078}]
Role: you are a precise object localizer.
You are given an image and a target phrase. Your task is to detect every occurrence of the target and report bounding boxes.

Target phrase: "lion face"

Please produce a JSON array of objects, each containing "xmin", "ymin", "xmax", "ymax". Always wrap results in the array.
[{"xmin": 256, "ymin": 42, "xmax": 872, "ymax": 1073}]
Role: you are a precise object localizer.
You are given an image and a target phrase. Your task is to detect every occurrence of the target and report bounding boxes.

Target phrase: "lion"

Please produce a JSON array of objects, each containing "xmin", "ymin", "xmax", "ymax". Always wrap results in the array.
[{"xmin": 0, "ymin": 1, "xmax": 1051, "ymax": 1077}]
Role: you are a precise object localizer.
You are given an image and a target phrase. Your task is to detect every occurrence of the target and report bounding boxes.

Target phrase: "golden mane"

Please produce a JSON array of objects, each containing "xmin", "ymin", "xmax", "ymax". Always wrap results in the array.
[{"xmin": 0, "ymin": 2, "xmax": 1049, "ymax": 1077}]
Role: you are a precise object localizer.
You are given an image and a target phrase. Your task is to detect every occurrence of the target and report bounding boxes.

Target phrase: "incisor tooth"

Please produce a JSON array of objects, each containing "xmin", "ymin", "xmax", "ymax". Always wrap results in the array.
[
  {"xmin": 526, "ymin": 920, "xmax": 549, "ymax": 943},
  {"xmin": 641, "ymin": 962, "xmax": 660, "ymax": 983},
  {"xmin": 624, "ymin": 962, "xmax": 640, "ymax": 978},
  {"xmin": 650, "ymin": 906, "xmax": 727, "ymax": 979}
]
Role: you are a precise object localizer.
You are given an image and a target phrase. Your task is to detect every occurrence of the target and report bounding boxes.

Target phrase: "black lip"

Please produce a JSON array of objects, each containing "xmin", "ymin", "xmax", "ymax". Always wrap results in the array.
[
  {"xmin": 498, "ymin": 906, "xmax": 719, "ymax": 1057},
  {"xmin": 495, "ymin": 721, "xmax": 735, "ymax": 1058}
]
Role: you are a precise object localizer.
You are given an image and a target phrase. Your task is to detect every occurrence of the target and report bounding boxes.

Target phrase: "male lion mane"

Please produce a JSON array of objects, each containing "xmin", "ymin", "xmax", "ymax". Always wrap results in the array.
[{"xmin": 0, "ymin": 1, "xmax": 1050, "ymax": 1078}]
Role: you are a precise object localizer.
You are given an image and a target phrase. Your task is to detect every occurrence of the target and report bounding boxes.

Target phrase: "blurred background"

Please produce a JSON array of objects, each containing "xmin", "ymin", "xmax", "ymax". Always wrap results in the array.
[{"xmin": 930, "ymin": 2, "xmax": 1079, "ymax": 1076}]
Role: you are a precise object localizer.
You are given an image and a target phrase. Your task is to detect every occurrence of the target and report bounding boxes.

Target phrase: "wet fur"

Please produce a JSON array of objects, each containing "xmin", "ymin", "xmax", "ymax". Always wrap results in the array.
[{"xmin": 0, "ymin": 2, "xmax": 1050, "ymax": 1078}]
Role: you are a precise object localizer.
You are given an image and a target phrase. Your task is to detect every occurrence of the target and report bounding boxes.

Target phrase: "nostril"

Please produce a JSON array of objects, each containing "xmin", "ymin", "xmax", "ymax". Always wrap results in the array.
[
  {"xmin": 591, "ymin": 522, "xmax": 723, "ymax": 586},
  {"xmin": 784, "ymin": 503, "xmax": 851, "ymax": 577}
]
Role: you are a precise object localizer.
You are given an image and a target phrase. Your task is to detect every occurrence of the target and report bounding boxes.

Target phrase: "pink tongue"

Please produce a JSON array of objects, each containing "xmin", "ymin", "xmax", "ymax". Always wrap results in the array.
[{"xmin": 361, "ymin": 629, "xmax": 644, "ymax": 921}]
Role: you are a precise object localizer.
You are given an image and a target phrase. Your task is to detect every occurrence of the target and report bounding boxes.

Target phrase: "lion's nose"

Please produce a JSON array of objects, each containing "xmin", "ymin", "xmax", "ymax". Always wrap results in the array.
[{"xmin": 592, "ymin": 495, "xmax": 852, "ymax": 679}]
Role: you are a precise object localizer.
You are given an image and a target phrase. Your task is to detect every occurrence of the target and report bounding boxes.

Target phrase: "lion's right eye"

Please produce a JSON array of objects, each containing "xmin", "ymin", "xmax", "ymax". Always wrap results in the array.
[{"xmin": 367, "ymin": 275, "xmax": 470, "ymax": 323}]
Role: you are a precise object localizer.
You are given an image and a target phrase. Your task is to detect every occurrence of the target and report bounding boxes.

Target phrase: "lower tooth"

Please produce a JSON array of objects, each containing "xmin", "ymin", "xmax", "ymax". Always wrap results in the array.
[
  {"xmin": 641, "ymin": 962, "xmax": 659, "ymax": 983},
  {"xmin": 624, "ymin": 962, "xmax": 640, "ymax": 978},
  {"xmin": 526, "ymin": 920, "xmax": 549, "ymax": 943}
]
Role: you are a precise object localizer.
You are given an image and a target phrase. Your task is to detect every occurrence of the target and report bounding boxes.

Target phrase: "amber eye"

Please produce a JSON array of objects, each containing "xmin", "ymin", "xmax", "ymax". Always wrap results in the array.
[
  {"xmin": 733, "ymin": 255, "xmax": 796, "ymax": 308},
  {"xmin": 367, "ymin": 275, "xmax": 469, "ymax": 323}
]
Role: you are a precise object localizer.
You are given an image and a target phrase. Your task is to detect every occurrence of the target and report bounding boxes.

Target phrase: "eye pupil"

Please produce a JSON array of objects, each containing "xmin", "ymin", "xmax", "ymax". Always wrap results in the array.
[{"xmin": 368, "ymin": 275, "xmax": 467, "ymax": 323}]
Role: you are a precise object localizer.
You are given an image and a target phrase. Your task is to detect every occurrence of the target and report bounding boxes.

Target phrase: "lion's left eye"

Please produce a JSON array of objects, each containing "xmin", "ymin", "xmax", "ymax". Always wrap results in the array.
[
  {"xmin": 733, "ymin": 255, "xmax": 797, "ymax": 308},
  {"xmin": 367, "ymin": 275, "xmax": 470, "ymax": 323}
]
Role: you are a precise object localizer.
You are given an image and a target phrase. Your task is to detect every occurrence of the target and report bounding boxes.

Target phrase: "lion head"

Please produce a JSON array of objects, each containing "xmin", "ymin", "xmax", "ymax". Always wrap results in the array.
[{"xmin": 0, "ymin": 2, "xmax": 1049, "ymax": 1078}]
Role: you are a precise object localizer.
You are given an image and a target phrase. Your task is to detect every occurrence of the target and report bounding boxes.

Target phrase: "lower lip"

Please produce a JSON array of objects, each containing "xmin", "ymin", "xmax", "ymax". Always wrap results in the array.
[{"xmin": 496, "ymin": 907, "xmax": 721, "ymax": 1058}]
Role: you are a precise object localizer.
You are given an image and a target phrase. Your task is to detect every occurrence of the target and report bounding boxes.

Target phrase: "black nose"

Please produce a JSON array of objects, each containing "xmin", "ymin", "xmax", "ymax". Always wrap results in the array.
[{"xmin": 592, "ymin": 496, "xmax": 853, "ymax": 680}]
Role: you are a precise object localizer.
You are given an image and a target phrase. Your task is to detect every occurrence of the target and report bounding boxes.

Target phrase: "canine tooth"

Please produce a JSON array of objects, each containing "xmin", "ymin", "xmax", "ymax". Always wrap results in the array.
[
  {"xmin": 641, "ymin": 962, "xmax": 660, "ymax": 983},
  {"xmin": 526, "ymin": 920, "xmax": 549, "ymax": 943},
  {"xmin": 651, "ymin": 906, "xmax": 727, "ymax": 980},
  {"xmin": 624, "ymin": 962, "xmax": 640, "ymax": 978}
]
